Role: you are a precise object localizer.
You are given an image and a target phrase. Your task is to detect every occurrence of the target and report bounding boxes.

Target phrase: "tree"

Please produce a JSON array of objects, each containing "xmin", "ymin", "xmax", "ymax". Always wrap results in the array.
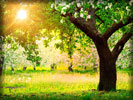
[
  {"xmin": 23, "ymin": 43, "xmax": 42, "ymax": 70},
  {"xmin": 51, "ymin": 0, "xmax": 132, "ymax": 91},
  {"xmin": 55, "ymin": 22, "xmax": 76, "ymax": 72}
]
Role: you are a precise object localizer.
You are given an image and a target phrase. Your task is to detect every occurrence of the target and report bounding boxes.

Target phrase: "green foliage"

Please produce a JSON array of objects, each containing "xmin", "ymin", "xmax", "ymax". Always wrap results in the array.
[{"xmin": 52, "ymin": 0, "xmax": 132, "ymax": 34}]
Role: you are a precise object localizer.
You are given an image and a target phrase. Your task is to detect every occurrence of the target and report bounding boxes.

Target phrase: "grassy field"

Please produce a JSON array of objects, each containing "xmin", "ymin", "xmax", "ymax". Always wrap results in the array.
[{"xmin": 0, "ymin": 68, "xmax": 132, "ymax": 100}]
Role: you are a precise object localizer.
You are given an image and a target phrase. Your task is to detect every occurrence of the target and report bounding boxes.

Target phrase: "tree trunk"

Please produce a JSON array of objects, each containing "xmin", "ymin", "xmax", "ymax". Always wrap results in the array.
[
  {"xmin": 68, "ymin": 62, "xmax": 73, "ymax": 72},
  {"xmin": 94, "ymin": 40, "xmax": 117, "ymax": 91},
  {"xmin": 23, "ymin": 66, "xmax": 27, "ymax": 71},
  {"xmin": 33, "ymin": 65, "xmax": 36, "ymax": 70},
  {"xmin": 98, "ymin": 58, "xmax": 116, "ymax": 91}
]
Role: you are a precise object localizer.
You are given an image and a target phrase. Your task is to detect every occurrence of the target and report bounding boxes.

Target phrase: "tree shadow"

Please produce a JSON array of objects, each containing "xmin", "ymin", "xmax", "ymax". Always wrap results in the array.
[{"xmin": 0, "ymin": 89, "xmax": 132, "ymax": 100}]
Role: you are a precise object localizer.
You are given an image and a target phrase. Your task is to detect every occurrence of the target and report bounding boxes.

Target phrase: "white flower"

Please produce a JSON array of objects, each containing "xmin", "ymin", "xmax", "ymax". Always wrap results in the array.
[
  {"xmin": 114, "ymin": 19, "xmax": 117, "ymax": 22},
  {"xmin": 66, "ymin": 5, "xmax": 70, "ymax": 8},
  {"xmin": 126, "ymin": 6, "xmax": 130, "ymax": 11},
  {"xmin": 87, "ymin": 15, "xmax": 91, "ymax": 19},
  {"xmin": 77, "ymin": 3, "xmax": 81, "ymax": 7},
  {"xmin": 74, "ymin": 12, "xmax": 78, "ymax": 18},
  {"xmin": 80, "ymin": 8, "xmax": 83, "ymax": 12},
  {"xmin": 105, "ymin": 6, "xmax": 108, "ymax": 9},
  {"xmin": 109, "ymin": 3, "xmax": 112, "ymax": 8},
  {"xmin": 62, "ymin": 7, "xmax": 67, "ymax": 10},
  {"xmin": 80, "ymin": 13, "xmax": 84, "ymax": 18},
  {"xmin": 51, "ymin": 4, "xmax": 54, "ymax": 8},
  {"xmin": 60, "ymin": 19, "xmax": 64, "ymax": 23},
  {"xmin": 61, "ymin": 10, "xmax": 66, "ymax": 15},
  {"xmin": 91, "ymin": 4, "xmax": 94, "ymax": 8}
]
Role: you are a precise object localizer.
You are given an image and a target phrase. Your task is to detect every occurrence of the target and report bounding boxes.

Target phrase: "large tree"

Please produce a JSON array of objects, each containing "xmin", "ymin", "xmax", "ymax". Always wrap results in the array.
[{"xmin": 51, "ymin": 0, "xmax": 132, "ymax": 91}]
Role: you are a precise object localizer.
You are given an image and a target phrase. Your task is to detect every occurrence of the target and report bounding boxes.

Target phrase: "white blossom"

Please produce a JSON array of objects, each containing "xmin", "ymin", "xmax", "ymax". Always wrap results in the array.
[
  {"xmin": 105, "ymin": 6, "xmax": 108, "ymax": 9},
  {"xmin": 114, "ymin": 19, "xmax": 117, "ymax": 22},
  {"xmin": 80, "ymin": 8, "xmax": 83, "ymax": 12},
  {"xmin": 87, "ymin": 15, "xmax": 91, "ymax": 19},
  {"xmin": 109, "ymin": 3, "xmax": 112, "ymax": 8},
  {"xmin": 74, "ymin": 12, "xmax": 78, "ymax": 18},
  {"xmin": 77, "ymin": 3, "xmax": 81, "ymax": 7},
  {"xmin": 60, "ymin": 19, "xmax": 64, "ymax": 23},
  {"xmin": 66, "ymin": 5, "xmax": 70, "ymax": 8},
  {"xmin": 51, "ymin": 4, "xmax": 54, "ymax": 8},
  {"xmin": 80, "ymin": 13, "xmax": 84, "ymax": 18},
  {"xmin": 126, "ymin": 6, "xmax": 130, "ymax": 11}
]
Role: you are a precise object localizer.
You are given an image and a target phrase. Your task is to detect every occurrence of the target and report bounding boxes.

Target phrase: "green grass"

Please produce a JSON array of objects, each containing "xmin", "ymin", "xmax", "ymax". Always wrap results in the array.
[{"xmin": 0, "ymin": 68, "xmax": 132, "ymax": 100}]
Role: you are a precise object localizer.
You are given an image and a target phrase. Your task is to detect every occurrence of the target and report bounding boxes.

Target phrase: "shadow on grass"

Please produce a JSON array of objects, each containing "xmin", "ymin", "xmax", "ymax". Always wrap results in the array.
[
  {"xmin": 73, "ymin": 69, "xmax": 97, "ymax": 74},
  {"xmin": 0, "ymin": 89, "xmax": 132, "ymax": 100},
  {"xmin": 2, "ymin": 69, "xmax": 98, "ymax": 75}
]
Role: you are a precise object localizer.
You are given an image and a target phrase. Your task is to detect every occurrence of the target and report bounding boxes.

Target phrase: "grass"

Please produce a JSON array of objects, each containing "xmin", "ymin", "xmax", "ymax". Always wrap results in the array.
[{"xmin": 0, "ymin": 68, "xmax": 132, "ymax": 100}]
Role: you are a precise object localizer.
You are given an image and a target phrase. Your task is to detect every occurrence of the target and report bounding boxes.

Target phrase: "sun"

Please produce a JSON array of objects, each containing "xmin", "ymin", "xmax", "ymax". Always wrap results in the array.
[{"xmin": 17, "ymin": 9, "xmax": 27, "ymax": 20}]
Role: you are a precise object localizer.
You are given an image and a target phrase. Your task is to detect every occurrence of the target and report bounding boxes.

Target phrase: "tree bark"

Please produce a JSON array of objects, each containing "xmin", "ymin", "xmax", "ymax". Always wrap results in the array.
[
  {"xmin": 33, "ymin": 65, "xmax": 36, "ymax": 70},
  {"xmin": 68, "ymin": 62, "xmax": 73, "ymax": 72},
  {"xmin": 94, "ymin": 40, "xmax": 117, "ymax": 91},
  {"xmin": 23, "ymin": 66, "xmax": 27, "ymax": 71},
  {"xmin": 98, "ymin": 57, "xmax": 116, "ymax": 91}
]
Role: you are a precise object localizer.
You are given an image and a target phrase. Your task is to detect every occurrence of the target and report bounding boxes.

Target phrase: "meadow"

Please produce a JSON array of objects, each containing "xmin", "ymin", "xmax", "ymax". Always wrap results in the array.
[{"xmin": 0, "ymin": 67, "xmax": 132, "ymax": 100}]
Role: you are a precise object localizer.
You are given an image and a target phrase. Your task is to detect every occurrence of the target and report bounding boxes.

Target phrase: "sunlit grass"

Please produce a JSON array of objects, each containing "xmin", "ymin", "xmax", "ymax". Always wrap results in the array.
[{"xmin": 1, "ymin": 68, "xmax": 132, "ymax": 100}]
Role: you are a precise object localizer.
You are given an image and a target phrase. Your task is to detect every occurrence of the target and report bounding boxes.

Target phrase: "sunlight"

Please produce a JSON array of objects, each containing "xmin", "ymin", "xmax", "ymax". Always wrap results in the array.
[{"xmin": 17, "ymin": 9, "xmax": 27, "ymax": 20}]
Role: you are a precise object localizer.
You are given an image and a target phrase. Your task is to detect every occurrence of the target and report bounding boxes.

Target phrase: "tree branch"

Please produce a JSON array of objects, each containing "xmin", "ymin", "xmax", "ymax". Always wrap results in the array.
[
  {"xmin": 69, "ymin": 16, "xmax": 102, "ymax": 41},
  {"xmin": 112, "ymin": 32, "xmax": 132, "ymax": 59},
  {"xmin": 95, "ymin": 14, "xmax": 104, "ymax": 23},
  {"xmin": 103, "ymin": 17, "xmax": 132, "ymax": 40}
]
